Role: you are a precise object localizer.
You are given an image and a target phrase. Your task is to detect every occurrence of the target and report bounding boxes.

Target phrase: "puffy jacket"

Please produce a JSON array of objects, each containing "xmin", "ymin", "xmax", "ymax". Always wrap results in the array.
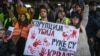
[
  {"xmin": 86, "ymin": 12, "xmax": 100, "ymax": 39},
  {"xmin": 0, "ymin": 39, "xmax": 16, "ymax": 56}
]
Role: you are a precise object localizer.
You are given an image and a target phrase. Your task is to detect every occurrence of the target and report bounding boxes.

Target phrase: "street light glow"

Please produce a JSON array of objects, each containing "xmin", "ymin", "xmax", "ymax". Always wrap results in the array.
[{"xmin": 25, "ymin": 4, "xmax": 32, "ymax": 8}]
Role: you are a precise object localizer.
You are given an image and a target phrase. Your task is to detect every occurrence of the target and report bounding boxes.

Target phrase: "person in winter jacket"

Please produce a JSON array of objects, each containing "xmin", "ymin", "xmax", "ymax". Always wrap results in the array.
[
  {"xmin": 0, "ymin": 28, "xmax": 16, "ymax": 56},
  {"xmin": 86, "ymin": 2, "xmax": 100, "ymax": 56},
  {"xmin": 56, "ymin": 10, "xmax": 70, "ymax": 25}
]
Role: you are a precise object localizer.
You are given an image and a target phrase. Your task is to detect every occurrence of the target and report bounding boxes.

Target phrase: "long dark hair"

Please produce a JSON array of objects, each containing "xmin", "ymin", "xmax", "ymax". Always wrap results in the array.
[
  {"xmin": 70, "ymin": 13, "xmax": 82, "ymax": 32},
  {"xmin": 70, "ymin": 19, "xmax": 83, "ymax": 33},
  {"xmin": 18, "ymin": 14, "xmax": 28, "ymax": 27},
  {"xmin": 70, "ymin": 20, "xmax": 81, "ymax": 29}
]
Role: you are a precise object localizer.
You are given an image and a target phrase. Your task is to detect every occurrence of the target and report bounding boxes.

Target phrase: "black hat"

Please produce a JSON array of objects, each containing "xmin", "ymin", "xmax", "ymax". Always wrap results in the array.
[{"xmin": 71, "ymin": 13, "xmax": 82, "ymax": 22}]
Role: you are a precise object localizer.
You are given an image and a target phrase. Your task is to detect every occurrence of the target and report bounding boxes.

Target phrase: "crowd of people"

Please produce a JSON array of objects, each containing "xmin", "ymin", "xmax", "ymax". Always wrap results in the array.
[{"xmin": 0, "ymin": 0, "xmax": 100, "ymax": 56}]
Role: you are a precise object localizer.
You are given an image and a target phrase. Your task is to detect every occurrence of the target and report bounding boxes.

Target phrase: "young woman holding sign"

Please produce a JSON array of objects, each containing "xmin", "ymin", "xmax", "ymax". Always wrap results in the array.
[{"xmin": 70, "ymin": 13, "xmax": 91, "ymax": 56}]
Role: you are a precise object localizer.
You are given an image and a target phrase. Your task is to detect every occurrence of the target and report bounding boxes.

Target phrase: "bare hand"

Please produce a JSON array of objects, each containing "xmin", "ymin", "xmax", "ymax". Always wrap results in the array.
[
  {"xmin": 6, "ymin": 36, "xmax": 12, "ymax": 40},
  {"xmin": 28, "ymin": 24, "xmax": 33, "ymax": 28},
  {"xmin": 3, "ymin": 38, "xmax": 8, "ymax": 42},
  {"xmin": 3, "ymin": 34, "xmax": 12, "ymax": 42}
]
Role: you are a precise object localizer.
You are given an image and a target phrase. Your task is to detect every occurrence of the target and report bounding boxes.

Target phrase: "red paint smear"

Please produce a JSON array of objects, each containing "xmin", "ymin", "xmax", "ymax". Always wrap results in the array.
[
  {"xmin": 28, "ymin": 45, "xmax": 34, "ymax": 54},
  {"xmin": 33, "ymin": 39, "xmax": 41, "ymax": 47},
  {"xmin": 62, "ymin": 32, "xmax": 68, "ymax": 40},
  {"xmin": 44, "ymin": 38, "xmax": 50, "ymax": 46},
  {"xmin": 31, "ymin": 31, "xmax": 36, "ymax": 39},
  {"xmin": 71, "ymin": 30, "xmax": 77, "ymax": 38},
  {"xmin": 39, "ymin": 48, "xmax": 46, "ymax": 56}
]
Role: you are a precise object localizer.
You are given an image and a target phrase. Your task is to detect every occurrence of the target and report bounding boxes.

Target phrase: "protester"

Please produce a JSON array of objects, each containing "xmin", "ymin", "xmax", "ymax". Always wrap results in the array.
[
  {"xmin": 39, "ymin": 6, "xmax": 49, "ymax": 21},
  {"xmin": 95, "ymin": 8, "xmax": 100, "ymax": 56},
  {"xmin": 11, "ymin": 14, "xmax": 30, "ymax": 56},
  {"xmin": 75, "ymin": 4, "xmax": 84, "ymax": 15},
  {"xmin": 70, "ymin": 13, "xmax": 82, "ymax": 29},
  {"xmin": 56, "ymin": 10, "xmax": 70, "ymax": 25},
  {"xmin": 1, "ymin": 1, "xmax": 17, "ymax": 30},
  {"xmin": 28, "ymin": 7, "xmax": 35, "ymax": 22},
  {"xmin": 1, "ymin": 0, "xmax": 8, "ymax": 15},
  {"xmin": 69, "ymin": 3, "xmax": 76, "ymax": 17},
  {"xmin": 86, "ymin": 2, "xmax": 100, "ymax": 56},
  {"xmin": 49, "ymin": 4, "xmax": 66, "ymax": 22},
  {"xmin": 48, "ymin": 3, "xmax": 58, "ymax": 22},
  {"xmin": 0, "ymin": 28, "xmax": 16, "ymax": 56},
  {"xmin": 71, "ymin": 4, "xmax": 83, "ymax": 18},
  {"xmin": 44, "ymin": 3, "xmax": 51, "ymax": 13},
  {"xmin": 16, "ymin": 0, "xmax": 27, "ymax": 19},
  {"xmin": 3, "ymin": 14, "xmax": 11, "ymax": 29}
]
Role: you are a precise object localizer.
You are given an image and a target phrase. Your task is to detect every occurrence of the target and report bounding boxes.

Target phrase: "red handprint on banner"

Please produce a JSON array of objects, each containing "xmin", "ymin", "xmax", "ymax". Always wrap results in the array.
[
  {"xmin": 31, "ymin": 31, "xmax": 36, "ymax": 39},
  {"xmin": 43, "ymin": 38, "xmax": 50, "ymax": 46},
  {"xmin": 70, "ymin": 30, "xmax": 77, "ymax": 38},
  {"xmin": 33, "ymin": 39, "xmax": 41, "ymax": 47},
  {"xmin": 39, "ymin": 48, "xmax": 46, "ymax": 56},
  {"xmin": 62, "ymin": 32, "xmax": 68, "ymax": 37},
  {"xmin": 28, "ymin": 45, "xmax": 35, "ymax": 54},
  {"xmin": 62, "ymin": 32, "xmax": 69, "ymax": 40}
]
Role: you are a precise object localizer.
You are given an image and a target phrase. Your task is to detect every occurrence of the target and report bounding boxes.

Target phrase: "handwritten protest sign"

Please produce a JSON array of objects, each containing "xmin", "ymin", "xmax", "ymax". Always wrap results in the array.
[{"xmin": 24, "ymin": 20, "xmax": 79, "ymax": 56}]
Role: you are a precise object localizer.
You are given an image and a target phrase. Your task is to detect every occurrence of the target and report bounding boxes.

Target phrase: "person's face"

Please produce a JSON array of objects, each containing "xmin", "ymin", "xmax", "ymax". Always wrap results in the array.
[
  {"xmin": 0, "ymin": 30, "xmax": 5, "ymax": 38},
  {"xmin": 58, "ymin": 12, "xmax": 64, "ymax": 19},
  {"xmin": 20, "ymin": 15, "xmax": 25, "ymax": 21},
  {"xmin": 29, "ymin": 8, "xmax": 35, "ymax": 13},
  {"xmin": 92, "ymin": 6, "xmax": 97, "ymax": 11},
  {"xmin": 40, "ymin": 9, "xmax": 47, "ymax": 18},
  {"xmin": 72, "ymin": 17, "xmax": 79, "ymax": 25},
  {"xmin": 76, "ymin": 5, "xmax": 81, "ymax": 11}
]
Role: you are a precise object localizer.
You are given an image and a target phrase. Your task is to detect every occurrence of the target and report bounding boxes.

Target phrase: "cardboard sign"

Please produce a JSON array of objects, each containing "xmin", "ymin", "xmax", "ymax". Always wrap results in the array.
[
  {"xmin": 8, "ymin": 26, "xmax": 14, "ymax": 32},
  {"xmin": 24, "ymin": 20, "xmax": 79, "ymax": 56}
]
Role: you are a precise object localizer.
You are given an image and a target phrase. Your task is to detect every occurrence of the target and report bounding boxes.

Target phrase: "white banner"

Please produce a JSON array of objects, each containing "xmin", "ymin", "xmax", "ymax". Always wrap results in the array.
[{"xmin": 24, "ymin": 20, "xmax": 80, "ymax": 56}]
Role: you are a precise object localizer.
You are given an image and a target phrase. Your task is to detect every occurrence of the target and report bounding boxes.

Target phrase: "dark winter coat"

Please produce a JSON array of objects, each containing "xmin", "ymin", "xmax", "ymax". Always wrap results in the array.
[
  {"xmin": 86, "ymin": 10, "xmax": 100, "ymax": 40},
  {"xmin": 0, "ymin": 39, "xmax": 16, "ymax": 56}
]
